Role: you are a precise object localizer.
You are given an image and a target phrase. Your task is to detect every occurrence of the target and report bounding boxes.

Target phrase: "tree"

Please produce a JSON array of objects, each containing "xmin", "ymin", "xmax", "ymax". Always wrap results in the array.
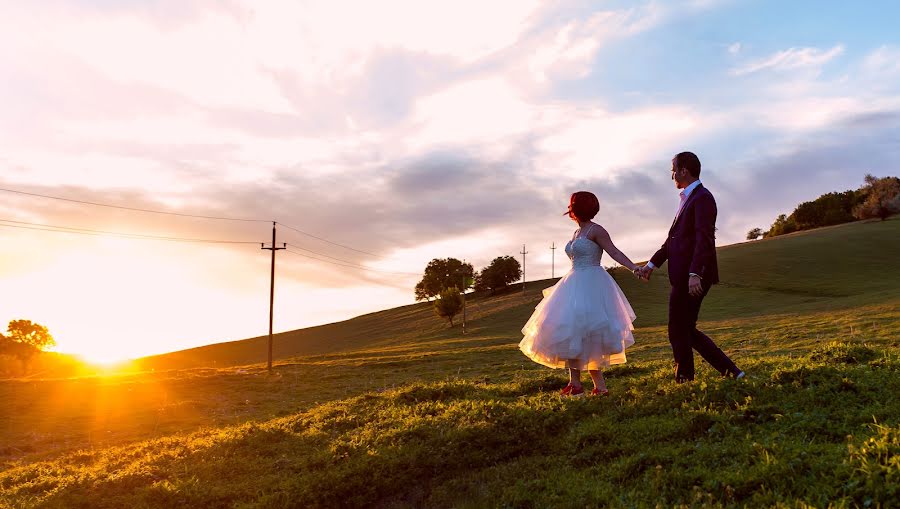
[
  {"xmin": 433, "ymin": 287, "xmax": 463, "ymax": 327},
  {"xmin": 746, "ymin": 228, "xmax": 763, "ymax": 241},
  {"xmin": 7, "ymin": 320, "xmax": 55, "ymax": 350},
  {"xmin": 762, "ymin": 182, "xmax": 873, "ymax": 238},
  {"xmin": 2, "ymin": 320, "xmax": 55, "ymax": 373},
  {"xmin": 792, "ymin": 191, "xmax": 862, "ymax": 230},
  {"xmin": 475, "ymin": 256, "xmax": 522, "ymax": 295},
  {"xmin": 767, "ymin": 214, "xmax": 798, "ymax": 237},
  {"xmin": 415, "ymin": 258, "xmax": 475, "ymax": 301},
  {"xmin": 854, "ymin": 174, "xmax": 900, "ymax": 221}
]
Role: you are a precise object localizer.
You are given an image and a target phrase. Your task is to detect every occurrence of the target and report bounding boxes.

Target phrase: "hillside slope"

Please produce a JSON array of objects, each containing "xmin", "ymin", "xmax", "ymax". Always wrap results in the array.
[
  {"xmin": 139, "ymin": 217, "xmax": 900, "ymax": 370},
  {"xmin": 1, "ymin": 219, "xmax": 898, "ymax": 507}
]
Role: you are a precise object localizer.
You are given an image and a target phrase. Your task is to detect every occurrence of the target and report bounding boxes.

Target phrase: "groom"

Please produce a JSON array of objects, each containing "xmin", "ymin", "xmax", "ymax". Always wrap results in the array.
[{"xmin": 636, "ymin": 151, "xmax": 744, "ymax": 383}]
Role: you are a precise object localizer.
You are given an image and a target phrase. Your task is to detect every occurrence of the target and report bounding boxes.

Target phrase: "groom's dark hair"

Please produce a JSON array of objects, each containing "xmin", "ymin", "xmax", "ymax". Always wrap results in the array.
[{"xmin": 673, "ymin": 151, "xmax": 701, "ymax": 178}]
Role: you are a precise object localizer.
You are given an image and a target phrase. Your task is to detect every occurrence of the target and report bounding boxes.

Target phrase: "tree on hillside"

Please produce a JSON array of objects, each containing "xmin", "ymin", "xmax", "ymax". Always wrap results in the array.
[
  {"xmin": 1, "ymin": 320, "xmax": 55, "ymax": 373},
  {"xmin": 767, "ymin": 214, "xmax": 798, "ymax": 237},
  {"xmin": 854, "ymin": 174, "xmax": 900, "ymax": 221},
  {"xmin": 792, "ymin": 190, "xmax": 865, "ymax": 230},
  {"xmin": 415, "ymin": 258, "xmax": 474, "ymax": 301},
  {"xmin": 433, "ymin": 287, "xmax": 463, "ymax": 327},
  {"xmin": 475, "ymin": 256, "xmax": 522, "ymax": 295},
  {"xmin": 746, "ymin": 228, "xmax": 763, "ymax": 241}
]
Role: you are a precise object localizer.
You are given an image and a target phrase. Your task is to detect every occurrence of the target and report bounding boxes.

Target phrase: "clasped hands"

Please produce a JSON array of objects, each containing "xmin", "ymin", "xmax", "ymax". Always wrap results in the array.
[
  {"xmin": 631, "ymin": 265, "xmax": 704, "ymax": 296},
  {"xmin": 632, "ymin": 265, "xmax": 652, "ymax": 281}
]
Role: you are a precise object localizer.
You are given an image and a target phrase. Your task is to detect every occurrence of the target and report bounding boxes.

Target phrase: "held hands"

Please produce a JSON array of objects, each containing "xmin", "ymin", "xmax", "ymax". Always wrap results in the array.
[{"xmin": 632, "ymin": 264, "xmax": 653, "ymax": 282}]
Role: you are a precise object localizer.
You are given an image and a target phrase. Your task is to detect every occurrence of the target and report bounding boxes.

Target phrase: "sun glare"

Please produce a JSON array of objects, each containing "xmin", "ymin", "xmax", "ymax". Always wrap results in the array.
[{"xmin": 75, "ymin": 350, "xmax": 134, "ymax": 367}]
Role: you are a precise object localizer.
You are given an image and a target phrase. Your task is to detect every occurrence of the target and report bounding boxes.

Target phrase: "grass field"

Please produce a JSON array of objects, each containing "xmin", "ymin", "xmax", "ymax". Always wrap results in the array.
[{"xmin": 1, "ymin": 218, "xmax": 898, "ymax": 508}]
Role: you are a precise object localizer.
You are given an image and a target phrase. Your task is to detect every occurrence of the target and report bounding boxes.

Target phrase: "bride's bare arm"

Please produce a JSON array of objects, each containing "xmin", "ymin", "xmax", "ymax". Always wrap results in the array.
[{"xmin": 591, "ymin": 226, "xmax": 638, "ymax": 271}]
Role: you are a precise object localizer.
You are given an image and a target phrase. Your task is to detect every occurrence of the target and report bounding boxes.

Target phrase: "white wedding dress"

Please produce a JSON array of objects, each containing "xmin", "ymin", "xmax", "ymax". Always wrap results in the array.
[{"xmin": 520, "ymin": 224, "xmax": 636, "ymax": 370}]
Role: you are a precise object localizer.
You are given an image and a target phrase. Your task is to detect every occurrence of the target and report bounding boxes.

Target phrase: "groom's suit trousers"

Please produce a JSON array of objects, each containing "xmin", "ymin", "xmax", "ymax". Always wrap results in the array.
[{"xmin": 668, "ymin": 282, "xmax": 738, "ymax": 381}]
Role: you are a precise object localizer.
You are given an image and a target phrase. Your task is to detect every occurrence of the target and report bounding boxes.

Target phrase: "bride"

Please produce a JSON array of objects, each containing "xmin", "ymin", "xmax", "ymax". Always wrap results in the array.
[{"xmin": 520, "ymin": 191, "xmax": 640, "ymax": 397}]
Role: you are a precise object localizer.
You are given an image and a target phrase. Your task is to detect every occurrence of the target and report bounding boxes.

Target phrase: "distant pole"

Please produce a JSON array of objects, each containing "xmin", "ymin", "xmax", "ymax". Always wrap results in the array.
[
  {"xmin": 461, "ymin": 273, "xmax": 467, "ymax": 335},
  {"xmin": 550, "ymin": 242, "xmax": 556, "ymax": 279},
  {"xmin": 520, "ymin": 244, "xmax": 528, "ymax": 295},
  {"xmin": 261, "ymin": 222, "xmax": 286, "ymax": 373}
]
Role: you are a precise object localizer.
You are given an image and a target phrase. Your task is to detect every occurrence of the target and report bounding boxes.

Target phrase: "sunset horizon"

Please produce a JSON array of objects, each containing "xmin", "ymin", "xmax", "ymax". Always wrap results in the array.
[{"xmin": 2, "ymin": 1, "xmax": 899, "ymax": 362}]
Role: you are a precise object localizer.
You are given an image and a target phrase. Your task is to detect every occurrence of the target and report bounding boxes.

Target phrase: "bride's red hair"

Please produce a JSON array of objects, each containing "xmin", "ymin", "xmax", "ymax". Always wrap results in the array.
[{"xmin": 565, "ymin": 191, "xmax": 599, "ymax": 221}]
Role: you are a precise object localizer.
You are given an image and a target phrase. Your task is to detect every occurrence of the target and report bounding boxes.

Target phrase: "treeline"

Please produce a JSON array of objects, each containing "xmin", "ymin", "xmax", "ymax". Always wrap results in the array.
[
  {"xmin": 749, "ymin": 174, "xmax": 900, "ymax": 240},
  {"xmin": 414, "ymin": 256, "xmax": 522, "ymax": 327}
]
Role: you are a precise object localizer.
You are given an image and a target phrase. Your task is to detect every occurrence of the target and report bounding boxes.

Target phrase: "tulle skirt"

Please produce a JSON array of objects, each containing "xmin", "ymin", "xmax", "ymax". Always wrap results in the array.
[{"xmin": 520, "ymin": 266, "xmax": 636, "ymax": 371}]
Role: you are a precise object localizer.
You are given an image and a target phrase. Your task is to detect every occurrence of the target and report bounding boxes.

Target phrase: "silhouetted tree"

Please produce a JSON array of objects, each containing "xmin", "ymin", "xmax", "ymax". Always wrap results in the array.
[
  {"xmin": 415, "ymin": 258, "xmax": 474, "ymax": 301},
  {"xmin": 854, "ymin": 174, "xmax": 900, "ymax": 221},
  {"xmin": 433, "ymin": 287, "xmax": 463, "ymax": 327},
  {"xmin": 2, "ymin": 320, "xmax": 55, "ymax": 373},
  {"xmin": 746, "ymin": 228, "xmax": 763, "ymax": 241},
  {"xmin": 475, "ymin": 256, "xmax": 522, "ymax": 295}
]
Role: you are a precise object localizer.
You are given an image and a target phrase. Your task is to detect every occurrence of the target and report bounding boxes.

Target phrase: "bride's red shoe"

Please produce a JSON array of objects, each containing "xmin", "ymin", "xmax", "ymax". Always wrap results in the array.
[{"xmin": 560, "ymin": 384, "xmax": 585, "ymax": 397}]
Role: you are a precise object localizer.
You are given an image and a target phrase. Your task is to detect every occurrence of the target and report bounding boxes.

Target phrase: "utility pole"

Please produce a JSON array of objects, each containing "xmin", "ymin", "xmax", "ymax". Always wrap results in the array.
[
  {"xmin": 261, "ymin": 222, "xmax": 285, "ymax": 373},
  {"xmin": 520, "ymin": 244, "xmax": 528, "ymax": 295},
  {"xmin": 550, "ymin": 242, "xmax": 556, "ymax": 279},
  {"xmin": 461, "ymin": 264, "xmax": 467, "ymax": 335}
]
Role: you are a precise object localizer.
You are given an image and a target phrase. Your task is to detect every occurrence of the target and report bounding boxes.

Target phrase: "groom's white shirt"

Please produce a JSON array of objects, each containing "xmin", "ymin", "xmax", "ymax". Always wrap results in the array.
[{"xmin": 646, "ymin": 180, "xmax": 703, "ymax": 274}]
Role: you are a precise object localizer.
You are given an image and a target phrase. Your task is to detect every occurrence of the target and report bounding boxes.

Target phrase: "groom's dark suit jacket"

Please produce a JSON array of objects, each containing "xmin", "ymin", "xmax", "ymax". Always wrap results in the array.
[{"xmin": 649, "ymin": 183, "xmax": 719, "ymax": 289}]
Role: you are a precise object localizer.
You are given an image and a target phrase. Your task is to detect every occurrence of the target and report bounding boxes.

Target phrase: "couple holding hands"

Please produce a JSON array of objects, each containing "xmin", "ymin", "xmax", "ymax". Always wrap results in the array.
[{"xmin": 520, "ymin": 151, "xmax": 745, "ymax": 397}]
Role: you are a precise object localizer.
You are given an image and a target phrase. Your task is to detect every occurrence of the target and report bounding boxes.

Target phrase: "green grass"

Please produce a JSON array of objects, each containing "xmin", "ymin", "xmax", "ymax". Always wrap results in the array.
[{"xmin": 0, "ymin": 218, "xmax": 898, "ymax": 508}]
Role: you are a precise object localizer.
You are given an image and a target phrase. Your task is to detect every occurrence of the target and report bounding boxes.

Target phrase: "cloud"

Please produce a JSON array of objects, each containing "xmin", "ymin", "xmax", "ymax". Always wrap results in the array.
[
  {"xmin": 728, "ymin": 42, "xmax": 742, "ymax": 55},
  {"xmin": 710, "ymin": 108, "xmax": 900, "ymax": 239},
  {"xmin": 862, "ymin": 45, "xmax": 900, "ymax": 77},
  {"xmin": 731, "ymin": 45, "xmax": 845, "ymax": 76},
  {"xmin": 526, "ymin": 4, "xmax": 665, "ymax": 83},
  {"xmin": 535, "ymin": 105, "xmax": 704, "ymax": 179}
]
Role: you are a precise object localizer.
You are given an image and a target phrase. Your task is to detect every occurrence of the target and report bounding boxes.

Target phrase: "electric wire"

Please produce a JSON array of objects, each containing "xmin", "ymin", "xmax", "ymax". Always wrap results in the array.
[
  {"xmin": 0, "ymin": 186, "xmax": 270, "ymax": 223},
  {"xmin": 0, "ymin": 186, "xmax": 386, "ymax": 258},
  {"xmin": 0, "ymin": 186, "xmax": 419, "ymax": 277},
  {"xmin": 0, "ymin": 219, "xmax": 419, "ymax": 276},
  {"xmin": 276, "ymin": 221, "xmax": 381, "ymax": 257},
  {"xmin": 0, "ymin": 219, "xmax": 260, "ymax": 244},
  {"xmin": 284, "ymin": 247, "xmax": 419, "ymax": 276}
]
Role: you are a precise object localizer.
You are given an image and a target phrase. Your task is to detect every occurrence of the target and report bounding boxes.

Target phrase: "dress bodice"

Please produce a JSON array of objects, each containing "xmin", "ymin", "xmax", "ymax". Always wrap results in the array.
[{"xmin": 565, "ymin": 225, "xmax": 604, "ymax": 269}]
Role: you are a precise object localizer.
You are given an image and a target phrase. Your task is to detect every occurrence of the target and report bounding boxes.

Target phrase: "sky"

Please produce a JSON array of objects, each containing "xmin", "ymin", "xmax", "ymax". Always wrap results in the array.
[{"xmin": 2, "ymin": 0, "xmax": 899, "ymax": 362}]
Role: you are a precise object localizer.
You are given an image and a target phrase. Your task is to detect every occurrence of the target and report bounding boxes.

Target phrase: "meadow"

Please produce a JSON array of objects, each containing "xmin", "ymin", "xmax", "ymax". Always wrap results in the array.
[{"xmin": 1, "ymin": 218, "xmax": 898, "ymax": 508}]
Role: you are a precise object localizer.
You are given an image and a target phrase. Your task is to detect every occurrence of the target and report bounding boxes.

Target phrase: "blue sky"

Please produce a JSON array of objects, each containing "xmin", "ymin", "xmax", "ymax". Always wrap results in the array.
[{"xmin": 0, "ymin": 0, "xmax": 898, "ymax": 359}]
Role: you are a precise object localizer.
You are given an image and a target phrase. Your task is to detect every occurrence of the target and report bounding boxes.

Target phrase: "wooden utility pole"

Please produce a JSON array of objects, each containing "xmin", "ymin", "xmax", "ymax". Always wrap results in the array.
[
  {"xmin": 520, "ymin": 244, "xmax": 528, "ymax": 295},
  {"xmin": 550, "ymin": 242, "xmax": 556, "ymax": 279},
  {"xmin": 261, "ymin": 222, "xmax": 285, "ymax": 373},
  {"xmin": 461, "ymin": 272, "xmax": 467, "ymax": 335}
]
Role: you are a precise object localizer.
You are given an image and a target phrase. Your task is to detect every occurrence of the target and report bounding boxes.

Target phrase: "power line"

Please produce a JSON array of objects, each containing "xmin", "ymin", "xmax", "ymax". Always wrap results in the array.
[
  {"xmin": 286, "ymin": 242, "xmax": 381, "ymax": 266},
  {"xmin": 0, "ymin": 218, "xmax": 260, "ymax": 244},
  {"xmin": 0, "ymin": 217, "xmax": 411, "ymax": 274},
  {"xmin": 284, "ymin": 247, "xmax": 419, "ymax": 276},
  {"xmin": 277, "ymin": 222, "xmax": 381, "ymax": 257},
  {"xmin": 0, "ymin": 186, "xmax": 270, "ymax": 223},
  {"xmin": 0, "ymin": 186, "xmax": 387, "ymax": 257}
]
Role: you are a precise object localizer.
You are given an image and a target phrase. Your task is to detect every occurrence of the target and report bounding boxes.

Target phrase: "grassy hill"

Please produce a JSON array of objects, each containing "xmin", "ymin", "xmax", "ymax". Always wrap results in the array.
[
  {"xmin": 1, "ymin": 218, "xmax": 898, "ymax": 508},
  {"xmin": 137, "ymin": 216, "xmax": 900, "ymax": 370}
]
